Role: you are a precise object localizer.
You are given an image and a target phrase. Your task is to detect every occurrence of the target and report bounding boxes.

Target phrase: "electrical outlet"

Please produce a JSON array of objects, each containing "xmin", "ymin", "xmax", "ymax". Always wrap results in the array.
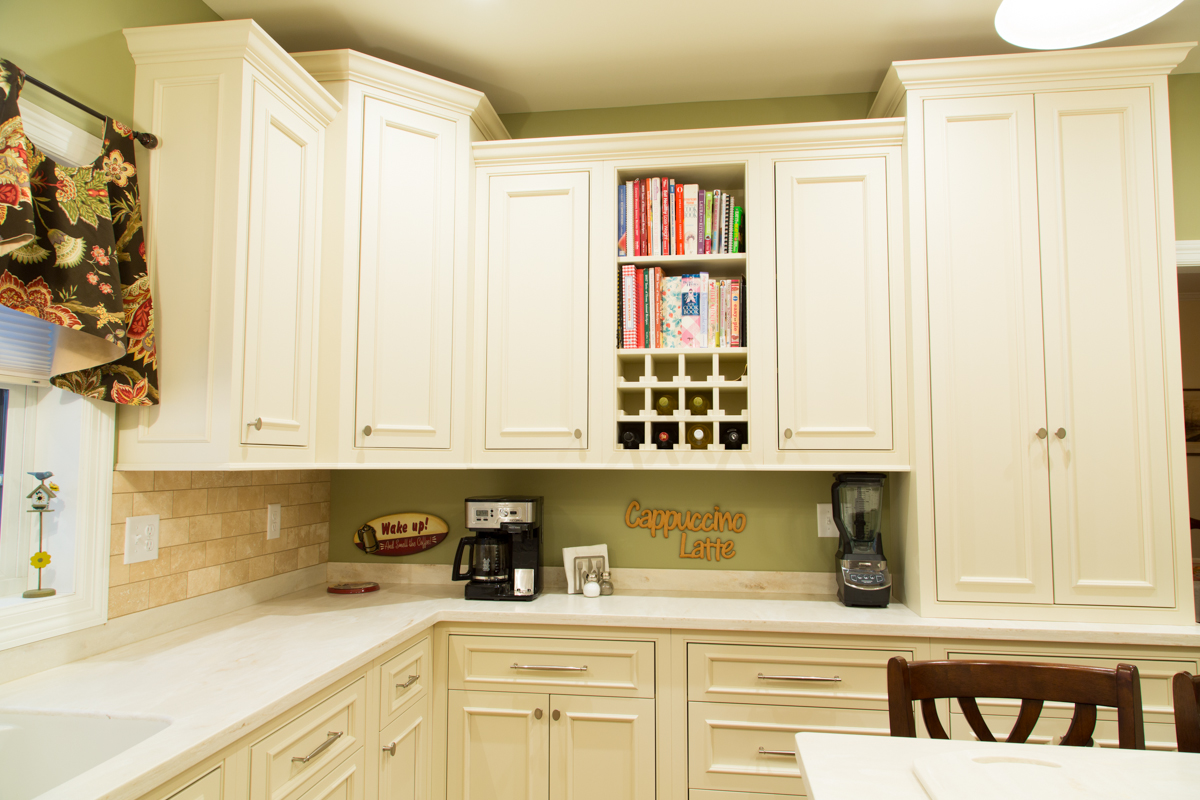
[
  {"xmin": 816, "ymin": 504, "xmax": 838, "ymax": 538},
  {"xmin": 267, "ymin": 503, "xmax": 281, "ymax": 540},
  {"xmin": 124, "ymin": 514, "xmax": 160, "ymax": 564}
]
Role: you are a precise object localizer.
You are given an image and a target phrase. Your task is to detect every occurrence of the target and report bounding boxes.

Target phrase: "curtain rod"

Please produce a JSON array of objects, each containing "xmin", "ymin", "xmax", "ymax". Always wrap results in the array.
[{"xmin": 23, "ymin": 73, "xmax": 160, "ymax": 150}]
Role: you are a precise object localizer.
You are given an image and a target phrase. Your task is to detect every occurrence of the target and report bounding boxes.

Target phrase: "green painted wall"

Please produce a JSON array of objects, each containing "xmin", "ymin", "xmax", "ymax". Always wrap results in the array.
[
  {"xmin": 1170, "ymin": 74, "xmax": 1200, "ymax": 240},
  {"xmin": 328, "ymin": 470, "xmax": 885, "ymax": 574},
  {"xmin": 0, "ymin": 0, "xmax": 221, "ymax": 129}
]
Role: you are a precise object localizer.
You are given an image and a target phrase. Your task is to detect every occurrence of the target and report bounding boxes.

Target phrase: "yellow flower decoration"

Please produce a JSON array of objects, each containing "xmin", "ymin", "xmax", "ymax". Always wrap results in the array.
[
  {"xmin": 30, "ymin": 551, "xmax": 51, "ymax": 569},
  {"xmin": 48, "ymin": 482, "xmax": 59, "ymax": 492},
  {"xmin": 101, "ymin": 149, "xmax": 135, "ymax": 187}
]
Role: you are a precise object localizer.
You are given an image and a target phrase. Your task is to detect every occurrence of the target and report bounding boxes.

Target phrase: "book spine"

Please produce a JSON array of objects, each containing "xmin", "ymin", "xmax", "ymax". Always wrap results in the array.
[
  {"xmin": 675, "ymin": 187, "xmax": 684, "ymax": 255},
  {"xmin": 683, "ymin": 185, "xmax": 698, "ymax": 255},
  {"xmin": 720, "ymin": 280, "xmax": 729, "ymax": 347},
  {"xmin": 739, "ymin": 276, "xmax": 747, "ymax": 346},
  {"xmin": 698, "ymin": 192, "xmax": 706, "ymax": 256},
  {"xmin": 617, "ymin": 269, "xmax": 623, "ymax": 347},
  {"xmin": 640, "ymin": 180, "xmax": 649, "ymax": 257},
  {"xmin": 704, "ymin": 191, "xmax": 713, "ymax": 255},
  {"xmin": 643, "ymin": 268, "xmax": 651, "ymax": 348},
  {"xmin": 654, "ymin": 267, "xmax": 663, "ymax": 347},
  {"xmin": 724, "ymin": 196, "xmax": 733, "ymax": 254},
  {"xmin": 661, "ymin": 276, "xmax": 682, "ymax": 349},
  {"xmin": 698, "ymin": 271, "xmax": 709, "ymax": 347},
  {"xmin": 732, "ymin": 206, "xmax": 742, "ymax": 254},
  {"xmin": 667, "ymin": 179, "xmax": 675, "ymax": 255},
  {"xmin": 633, "ymin": 180, "xmax": 642, "ymax": 257},
  {"xmin": 713, "ymin": 191, "xmax": 722, "ymax": 254},
  {"xmin": 659, "ymin": 178, "xmax": 668, "ymax": 256},
  {"xmin": 626, "ymin": 181, "xmax": 635, "ymax": 257},
  {"xmin": 637, "ymin": 268, "xmax": 647, "ymax": 348},
  {"xmin": 617, "ymin": 184, "xmax": 627, "ymax": 257},
  {"xmin": 621, "ymin": 264, "xmax": 638, "ymax": 348},
  {"xmin": 707, "ymin": 278, "xmax": 718, "ymax": 347},
  {"xmin": 730, "ymin": 278, "xmax": 741, "ymax": 347},
  {"xmin": 679, "ymin": 274, "xmax": 699, "ymax": 347}
]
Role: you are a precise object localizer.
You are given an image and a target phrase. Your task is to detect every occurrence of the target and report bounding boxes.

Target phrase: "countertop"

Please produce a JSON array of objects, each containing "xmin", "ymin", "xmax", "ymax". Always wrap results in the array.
[{"xmin": 3, "ymin": 584, "xmax": 1200, "ymax": 800}]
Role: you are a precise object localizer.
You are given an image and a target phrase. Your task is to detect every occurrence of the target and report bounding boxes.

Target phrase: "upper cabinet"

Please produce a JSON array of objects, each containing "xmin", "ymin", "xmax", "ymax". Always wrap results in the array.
[
  {"xmin": 291, "ymin": 50, "xmax": 506, "ymax": 466},
  {"xmin": 874, "ymin": 43, "xmax": 1196, "ymax": 623},
  {"xmin": 118, "ymin": 21, "xmax": 339, "ymax": 467}
]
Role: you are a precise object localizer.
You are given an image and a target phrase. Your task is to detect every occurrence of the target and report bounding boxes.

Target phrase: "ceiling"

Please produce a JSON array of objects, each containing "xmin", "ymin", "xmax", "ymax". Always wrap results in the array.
[{"xmin": 203, "ymin": 0, "xmax": 1200, "ymax": 115}]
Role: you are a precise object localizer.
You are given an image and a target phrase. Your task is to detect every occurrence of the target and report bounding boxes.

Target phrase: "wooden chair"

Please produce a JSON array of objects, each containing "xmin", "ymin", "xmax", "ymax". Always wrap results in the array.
[
  {"xmin": 1173, "ymin": 671, "xmax": 1200, "ymax": 753},
  {"xmin": 887, "ymin": 656, "xmax": 1145, "ymax": 749}
]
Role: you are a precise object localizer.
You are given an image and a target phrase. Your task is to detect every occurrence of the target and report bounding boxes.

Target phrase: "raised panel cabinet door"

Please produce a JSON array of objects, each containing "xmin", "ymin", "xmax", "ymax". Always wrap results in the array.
[
  {"xmin": 484, "ymin": 172, "xmax": 589, "ymax": 450},
  {"xmin": 166, "ymin": 768, "xmax": 222, "ymax": 800},
  {"xmin": 240, "ymin": 81, "xmax": 322, "ymax": 447},
  {"xmin": 446, "ymin": 690, "xmax": 549, "ymax": 800},
  {"xmin": 380, "ymin": 696, "xmax": 431, "ymax": 800},
  {"xmin": 775, "ymin": 156, "xmax": 893, "ymax": 450},
  {"xmin": 355, "ymin": 99, "xmax": 457, "ymax": 449},
  {"xmin": 923, "ymin": 95, "xmax": 1055, "ymax": 604},
  {"xmin": 548, "ymin": 695, "xmax": 655, "ymax": 800},
  {"xmin": 1035, "ymin": 88, "xmax": 1175, "ymax": 608}
]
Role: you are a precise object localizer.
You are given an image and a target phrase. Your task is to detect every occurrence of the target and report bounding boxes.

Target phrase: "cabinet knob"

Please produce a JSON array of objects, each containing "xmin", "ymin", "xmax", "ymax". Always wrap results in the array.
[
  {"xmin": 573, "ymin": 428, "xmax": 582, "ymax": 439},
  {"xmin": 783, "ymin": 428, "xmax": 793, "ymax": 440},
  {"xmin": 1055, "ymin": 427, "xmax": 1067, "ymax": 439},
  {"xmin": 362, "ymin": 425, "xmax": 373, "ymax": 437},
  {"xmin": 552, "ymin": 709, "xmax": 561, "ymax": 721},
  {"xmin": 1036, "ymin": 427, "xmax": 1048, "ymax": 440},
  {"xmin": 252, "ymin": 417, "xmax": 262, "ymax": 431},
  {"xmin": 534, "ymin": 708, "xmax": 543, "ymax": 720}
]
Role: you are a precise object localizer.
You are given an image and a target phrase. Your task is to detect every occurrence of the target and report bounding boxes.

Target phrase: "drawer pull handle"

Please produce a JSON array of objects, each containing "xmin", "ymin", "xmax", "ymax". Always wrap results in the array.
[
  {"xmin": 382, "ymin": 741, "xmax": 398, "ymax": 756},
  {"xmin": 757, "ymin": 672, "xmax": 841, "ymax": 682},
  {"xmin": 511, "ymin": 663, "xmax": 588, "ymax": 672},
  {"xmin": 759, "ymin": 747, "xmax": 796, "ymax": 757},
  {"xmin": 292, "ymin": 731, "xmax": 342, "ymax": 763},
  {"xmin": 396, "ymin": 674, "xmax": 419, "ymax": 689}
]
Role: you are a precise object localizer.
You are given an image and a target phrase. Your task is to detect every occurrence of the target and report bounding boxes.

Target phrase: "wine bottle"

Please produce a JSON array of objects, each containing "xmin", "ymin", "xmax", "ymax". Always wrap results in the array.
[
  {"xmin": 687, "ymin": 393, "xmax": 710, "ymax": 415},
  {"xmin": 655, "ymin": 393, "xmax": 678, "ymax": 415},
  {"xmin": 620, "ymin": 427, "xmax": 643, "ymax": 450},
  {"xmin": 654, "ymin": 426, "xmax": 677, "ymax": 450},
  {"xmin": 720, "ymin": 424, "xmax": 745, "ymax": 450},
  {"xmin": 687, "ymin": 423, "xmax": 712, "ymax": 450}
]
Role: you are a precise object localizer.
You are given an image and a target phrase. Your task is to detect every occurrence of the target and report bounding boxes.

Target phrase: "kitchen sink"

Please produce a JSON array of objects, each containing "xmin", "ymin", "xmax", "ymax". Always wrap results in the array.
[{"xmin": 0, "ymin": 711, "xmax": 170, "ymax": 800}]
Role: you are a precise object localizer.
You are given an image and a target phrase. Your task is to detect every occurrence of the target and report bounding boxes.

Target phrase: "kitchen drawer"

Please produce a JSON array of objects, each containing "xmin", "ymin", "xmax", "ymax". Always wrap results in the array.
[
  {"xmin": 295, "ymin": 747, "xmax": 365, "ymax": 800},
  {"xmin": 688, "ymin": 643, "xmax": 909, "ymax": 707},
  {"xmin": 380, "ymin": 637, "xmax": 430, "ymax": 727},
  {"xmin": 251, "ymin": 677, "xmax": 367, "ymax": 800},
  {"xmin": 688, "ymin": 701, "xmax": 889, "ymax": 795},
  {"xmin": 691, "ymin": 791, "xmax": 793, "ymax": 800},
  {"xmin": 449, "ymin": 635, "xmax": 654, "ymax": 698},
  {"xmin": 948, "ymin": 707, "xmax": 1180, "ymax": 751},
  {"xmin": 164, "ymin": 768, "xmax": 223, "ymax": 800}
]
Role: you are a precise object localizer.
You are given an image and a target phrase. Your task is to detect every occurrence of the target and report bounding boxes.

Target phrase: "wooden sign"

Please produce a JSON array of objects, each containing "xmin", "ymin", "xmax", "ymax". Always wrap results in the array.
[
  {"xmin": 353, "ymin": 512, "xmax": 449, "ymax": 556},
  {"xmin": 624, "ymin": 499, "xmax": 746, "ymax": 562}
]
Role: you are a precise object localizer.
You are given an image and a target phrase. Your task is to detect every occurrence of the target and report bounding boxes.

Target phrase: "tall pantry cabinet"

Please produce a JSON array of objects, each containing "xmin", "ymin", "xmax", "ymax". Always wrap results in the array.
[
  {"xmin": 291, "ymin": 50, "xmax": 508, "ymax": 465},
  {"xmin": 872, "ymin": 43, "xmax": 1197, "ymax": 623},
  {"xmin": 118, "ymin": 21, "xmax": 340, "ymax": 466}
]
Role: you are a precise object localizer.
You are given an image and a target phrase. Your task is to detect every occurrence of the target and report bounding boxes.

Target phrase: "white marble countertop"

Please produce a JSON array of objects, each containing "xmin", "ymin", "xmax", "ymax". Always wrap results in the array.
[{"xmin": 3, "ymin": 584, "xmax": 1199, "ymax": 800}]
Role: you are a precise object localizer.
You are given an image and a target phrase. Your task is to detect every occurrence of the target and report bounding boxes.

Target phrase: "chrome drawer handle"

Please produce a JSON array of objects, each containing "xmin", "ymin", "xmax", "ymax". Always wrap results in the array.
[
  {"xmin": 759, "ymin": 747, "xmax": 796, "ymax": 757},
  {"xmin": 396, "ymin": 674, "xmax": 419, "ymax": 689},
  {"xmin": 757, "ymin": 672, "xmax": 841, "ymax": 682},
  {"xmin": 292, "ymin": 731, "xmax": 342, "ymax": 763},
  {"xmin": 511, "ymin": 663, "xmax": 588, "ymax": 672}
]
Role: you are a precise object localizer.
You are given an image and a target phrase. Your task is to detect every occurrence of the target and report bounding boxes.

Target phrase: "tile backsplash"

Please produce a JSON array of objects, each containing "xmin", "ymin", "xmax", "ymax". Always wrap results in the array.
[{"xmin": 109, "ymin": 470, "xmax": 330, "ymax": 618}]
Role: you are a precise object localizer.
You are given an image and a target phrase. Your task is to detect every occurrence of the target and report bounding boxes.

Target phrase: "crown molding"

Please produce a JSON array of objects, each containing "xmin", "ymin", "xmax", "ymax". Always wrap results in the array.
[
  {"xmin": 472, "ymin": 117, "xmax": 905, "ymax": 166},
  {"xmin": 123, "ymin": 20, "xmax": 341, "ymax": 125}
]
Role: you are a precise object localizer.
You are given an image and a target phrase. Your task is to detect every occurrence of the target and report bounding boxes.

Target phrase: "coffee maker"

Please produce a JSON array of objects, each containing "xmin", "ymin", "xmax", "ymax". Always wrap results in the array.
[
  {"xmin": 452, "ymin": 496, "xmax": 543, "ymax": 601},
  {"xmin": 830, "ymin": 473, "xmax": 891, "ymax": 607}
]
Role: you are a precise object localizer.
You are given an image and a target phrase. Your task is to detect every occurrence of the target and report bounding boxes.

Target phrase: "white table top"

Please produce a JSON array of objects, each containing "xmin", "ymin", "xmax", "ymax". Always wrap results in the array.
[{"xmin": 795, "ymin": 732, "xmax": 1200, "ymax": 800}]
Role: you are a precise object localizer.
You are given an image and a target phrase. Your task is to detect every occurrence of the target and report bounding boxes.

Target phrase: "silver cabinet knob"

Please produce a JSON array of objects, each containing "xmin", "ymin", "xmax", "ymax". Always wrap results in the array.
[
  {"xmin": 783, "ymin": 428, "xmax": 793, "ymax": 439},
  {"xmin": 362, "ymin": 425, "xmax": 373, "ymax": 437},
  {"xmin": 1036, "ymin": 428, "xmax": 1048, "ymax": 439},
  {"xmin": 1055, "ymin": 427, "xmax": 1067, "ymax": 439},
  {"xmin": 252, "ymin": 417, "xmax": 263, "ymax": 431},
  {"xmin": 534, "ymin": 708, "xmax": 543, "ymax": 720},
  {"xmin": 552, "ymin": 709, "xmax": 561, "ymax": 721},
  {"xmin": 382, "ymin": 741, "xmax": 397, "ymax": 756},
  {"xmin": 573, "ymin": 428, "xmax": 582, "ymax": 439}
]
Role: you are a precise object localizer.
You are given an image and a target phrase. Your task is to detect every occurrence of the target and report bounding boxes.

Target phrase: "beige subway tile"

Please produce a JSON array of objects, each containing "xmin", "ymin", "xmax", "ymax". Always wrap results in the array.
[
  {"xmin": 111, "ymin": 493, "xmax": 133, "ymax": 525},
  {"xmin": 109, "ymin": 555, "xmax": 129, "ymax": 587},
  {"xmin": 248, "ymin": 554, "xmax": 275, "ymax": 582},
  {"xmin": 237, "ymin": 486, "xmax": 265, "ymax": 511},
  {"xmin": 205, "ymin": 538, "xmax": 237, "ymax": 566},
  {"xmin": 132, "ymin": 491, "xmax": 173, "ymax": 520},
  {"xmin": 158, "ymin": 517, "xmax": 189, "ymax": 548},
  {"xmin": 288, "ymin": 483, "xmax": 314, "ymax": 506},
  {"xmin": 280, "ymin": 505, "xmax": 302, "ymax": 529},
  {"xmin": 225, "ymin": 472, "xmax": 253, "ymax": 487},
  {"xmin": 187, "ymin": 565, "xmax": 221, "ymax": 598},
  {"xmin": 274, "ymin": 549, "xmax": 299, "ymax": 575},
  {"xmin": 171, "ymin": 542, "xmax": 207, "ymax": 573},
  {"xmin": 297, "ymin": 545, "xmax": 319, "ymax": 569},
  {"xmin": 188, "ymin": 514, "xmax": 222, "ymax": 543},
  {"xmin": 208, "ymin": 487, "xmax": 238, "ymax": 514},
  {"xmin": 318, "ymin": 543, "xmax": 329, "ymax": 563},
  {"xmin": 172, "ymin": 489, "xmax": 208, "ymax": 518},
  {"xmin": 315, "ymin": 502, "xmax": 329, "ymax": 523},
  {"xmin": 220, "ymin": 511, "xmax": 251, "ymax": 538},
  {"xmin": 190, "ymin": 471, "xmax": 225, "ymax": 489},
  {"xmin": 154, "ymin": 471, "xmax": 191, "ymax": 491},
  {"xmin": 310, "ymin": 483, "xmax": 330, "ymax": 503},
  {"xmin": 109, "ymin": 582, "xmax": 148, "ymax": 618},
  {"xmin": 251, "ymin": 470, "xmax": 277, "ymax": 486},
  {"xmin": 111, "ymin": 523, "xmax": 125, "ymax": 556},
  {"xmin": 313, "ymin": 470, "xmax": 331, "ymax": 482},
  {"xmin": 265, "ymin": 528, "xmax": 298, "ymax": 554},
  {"xmin": 249, "ymin": 508, "xmax": 267, "ymax": 534},
  {"xmin": 220, "ymin": 560, "xmax": 249, "ymax": 590},
  {"xmin": 295, "ymin": 469, "xmax": 322, "ymax": 483},
  {"xmin": 263, "ymin": 484, "xmax": 289, "ymax": 505},
  {"xmin": 296, "ymin": 524, "xmax": 317, "ymax": 548},
  {"xmin": 148, "ymin": 573, "xmax": 187, "ymax": 608},
  {"xmin": 129, "ymin": 554, "xmax": 171, "ymax": 583},
  {"xmin": 235, "ymin": 533, "xmax": 264, "ymax": 561},
  {"xmin": 113, "ymin": 470, "xmax": 155, "ymax": 494},
  {"xmin": 314, "ymin": 522, "xmax": 329, "ymax": 543}
]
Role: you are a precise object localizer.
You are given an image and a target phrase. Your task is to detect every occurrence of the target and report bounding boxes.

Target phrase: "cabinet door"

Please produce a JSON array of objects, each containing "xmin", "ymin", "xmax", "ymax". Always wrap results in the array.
[
  {"xmin": 484, "ymin": 172, "xmax": 589, "ymax": 450},
  {"xmin": 549, "ymin": 695, "xmax": 655, "ymax": 800},
  {"xmin": 924, "ymin": 95, "xmax": 1055, "ymax": 604},
  {"xmin": 296, "ymin": 749, "xmax": 365, "ymax": 800},
  {"xmin": 166, "ymin": 768, "xmax": 222, "ymax": 800},
  {"xmin": 354, "ymin": 99, "xmax": 457, "ymax": 449},
  {"xmin": 240, "ymin": 81, "xmax": 322, "ymax": 447},
  {"xmin": 380, "ymin": 696, "xmax": 430, "ymax": 800},
  {"xmin": 1035, "ymin": 88, "xmax": 1175, "ymax": 607},
  {"xmin": 447, "ymin": 690, "xmax": 549, "ymax": 800},
  {"xmin": 775, "ymin": 156, "xmax": 893, "ymax": 450}
]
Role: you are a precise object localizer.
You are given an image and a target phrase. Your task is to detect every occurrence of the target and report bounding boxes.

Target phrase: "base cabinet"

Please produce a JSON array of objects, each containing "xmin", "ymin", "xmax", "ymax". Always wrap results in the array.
[
  {"xmin": 380, "ymin": 697, "xmax": 431, "ymax": 800},
  {"xmin": 165, "ymin": 769, "xmax": 223, "ymax": 800}
]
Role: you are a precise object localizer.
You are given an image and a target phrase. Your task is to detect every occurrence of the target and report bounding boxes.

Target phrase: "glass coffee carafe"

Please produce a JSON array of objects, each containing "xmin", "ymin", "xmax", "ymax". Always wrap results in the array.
[{"xmin": 452, "ymin": 535, "xmax": 511, "ymax": 583}]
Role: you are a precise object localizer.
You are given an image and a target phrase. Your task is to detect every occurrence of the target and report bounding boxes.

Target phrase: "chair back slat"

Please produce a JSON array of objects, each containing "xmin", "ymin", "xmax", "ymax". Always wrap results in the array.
[
  {"xmin": 957, "ymin": 697, "xmax": 997, "ymax": 742},
  {"xmin": 920, "ymin": 698, "xmax": 949, "ymax": 739},
  {"xmin": 1060, "ymin": 703, "xmax": 1098, "ymax": 747},
  {"xmin": 1173, "ymin": 671, "xmax": 1200, "ymax": 753},
  {"xmin": 1006, "ymin": 698, "xmax": 1045, "ymax": 744}
]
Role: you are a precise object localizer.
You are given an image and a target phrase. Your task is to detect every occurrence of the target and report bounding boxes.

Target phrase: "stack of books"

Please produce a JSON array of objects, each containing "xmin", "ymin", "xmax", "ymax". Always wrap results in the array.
[
  {"xmin": 618, "ymin": 179, "xmax": 744, "ymax": 257},
  {"xmin": 618, "ymin": 267, "xmax": 745, "ymax": 349}
]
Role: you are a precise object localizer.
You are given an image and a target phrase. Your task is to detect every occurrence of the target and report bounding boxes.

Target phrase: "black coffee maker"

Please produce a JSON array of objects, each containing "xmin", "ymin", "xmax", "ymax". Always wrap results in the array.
[{"xmin": 452, "ymin": 496, "xmax": 543, "ymax": 601}]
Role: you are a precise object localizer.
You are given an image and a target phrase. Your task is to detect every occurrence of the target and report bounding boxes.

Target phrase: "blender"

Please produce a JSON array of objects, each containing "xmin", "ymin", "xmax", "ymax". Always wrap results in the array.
[{"xmin": 830, "ymin": 472, "xmax": 891, "ymax": 607}]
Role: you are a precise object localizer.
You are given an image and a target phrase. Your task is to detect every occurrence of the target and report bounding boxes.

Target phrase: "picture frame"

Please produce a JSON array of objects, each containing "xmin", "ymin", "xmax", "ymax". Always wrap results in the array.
[{"xmin": 1185, "ymin": 388, "xmax": 1200, "ymax": 456}]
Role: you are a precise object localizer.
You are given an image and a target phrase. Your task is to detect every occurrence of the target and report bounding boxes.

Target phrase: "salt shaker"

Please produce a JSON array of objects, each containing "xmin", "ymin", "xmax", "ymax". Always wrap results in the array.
[
  {"xmin": 582, "ymin": 570, "xmax": 601, "ymax": 597},
  {"xmin": 599, "ymin": 570, "xmax": 614, "ymax": 596}
]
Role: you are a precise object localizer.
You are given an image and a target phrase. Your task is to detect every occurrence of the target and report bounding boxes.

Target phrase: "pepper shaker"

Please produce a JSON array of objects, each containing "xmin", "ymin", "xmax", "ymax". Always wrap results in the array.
[{"xmin": 599, "ymin": 570, "xmax": 614, "ymax": 596}]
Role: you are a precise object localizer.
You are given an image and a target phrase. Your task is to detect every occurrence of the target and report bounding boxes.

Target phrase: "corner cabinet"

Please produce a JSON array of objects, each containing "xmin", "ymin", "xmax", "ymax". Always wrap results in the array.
[
  {"xmin": 874, "ymin": 43, "xmax": 1196, "ymax": 623},
  {"xmin": 117, "ymin": 21, "xmax": 339, "ymax": 467}
]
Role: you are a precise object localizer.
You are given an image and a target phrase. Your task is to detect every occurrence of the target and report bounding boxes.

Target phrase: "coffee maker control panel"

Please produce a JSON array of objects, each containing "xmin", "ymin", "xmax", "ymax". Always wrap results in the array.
[{"xmin": 466, "ymin": 499, "xmax": 539, "ymax": 529}]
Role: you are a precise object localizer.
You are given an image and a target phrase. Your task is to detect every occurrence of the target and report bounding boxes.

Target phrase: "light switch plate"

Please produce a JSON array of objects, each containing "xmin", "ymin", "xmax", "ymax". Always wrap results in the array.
[
  {"xmin": 267, "ymin": 503, "xmax": 281, "ymax": 540},
  {"xmin": 816, "ymin": 504, "xmax": 838, "ymax": 538},
  {"xmin": 124, "ymin": 514, "xmax": 160, "ymax": 564}
]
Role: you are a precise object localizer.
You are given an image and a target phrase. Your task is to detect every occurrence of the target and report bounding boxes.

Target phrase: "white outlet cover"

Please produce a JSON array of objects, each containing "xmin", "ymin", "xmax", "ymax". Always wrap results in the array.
[
  {"xmin": 267, "ymin": 503, "xmax": 281, "ymax": 540},
  {"xmin": 124, "ymin": 514, "xmax": 160, "ymax": 564},
  {"xmin": 817, "ymin": 504, "xmax": 838, "ymax": 538}
]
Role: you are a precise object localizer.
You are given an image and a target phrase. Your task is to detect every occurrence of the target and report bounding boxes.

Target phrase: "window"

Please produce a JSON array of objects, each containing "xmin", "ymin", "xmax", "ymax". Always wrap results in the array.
[{"xmin": 0, "ymin": 383, "xmax": 35, "ymax": 598}]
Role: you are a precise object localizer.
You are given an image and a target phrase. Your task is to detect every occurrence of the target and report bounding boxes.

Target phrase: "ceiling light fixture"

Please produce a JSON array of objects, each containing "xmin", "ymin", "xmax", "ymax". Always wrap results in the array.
[{"xmin": 995, "ymin": 0, "xmax": 1185, "ymax": 50}]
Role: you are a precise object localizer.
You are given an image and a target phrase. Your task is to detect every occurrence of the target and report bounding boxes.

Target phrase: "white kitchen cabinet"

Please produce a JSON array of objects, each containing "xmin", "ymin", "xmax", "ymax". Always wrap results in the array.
[
  {"xmin": 482, "ymin": 171, "xmax": 591, "ymax": 451},
  {"xmin": 379, "ymin": 696, "xmax": 430, "ymax": 800},
  {"xmin": 549, "ymin": 695, "xmax": 655, "ymax": 800},
  {"xmin": 166, "ymin": 768, "xmax": 223, "ymax": 800},
  {"xmin": 447, "ymin": 690, "xmax": 550, "ymax": 800},
  {"xmin": 118, "ymin": 20, "xmax": 339, "ymax": 467},
  {"xmin": 294, "ymin": 50, "xmax": 506, "ymax": 464}
]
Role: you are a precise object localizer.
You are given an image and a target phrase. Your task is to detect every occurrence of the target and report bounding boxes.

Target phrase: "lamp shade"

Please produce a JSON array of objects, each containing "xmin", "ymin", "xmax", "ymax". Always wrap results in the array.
[{"xmin": 995, "ymin": 0, "xmax": 1185, "ymax": 50}]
